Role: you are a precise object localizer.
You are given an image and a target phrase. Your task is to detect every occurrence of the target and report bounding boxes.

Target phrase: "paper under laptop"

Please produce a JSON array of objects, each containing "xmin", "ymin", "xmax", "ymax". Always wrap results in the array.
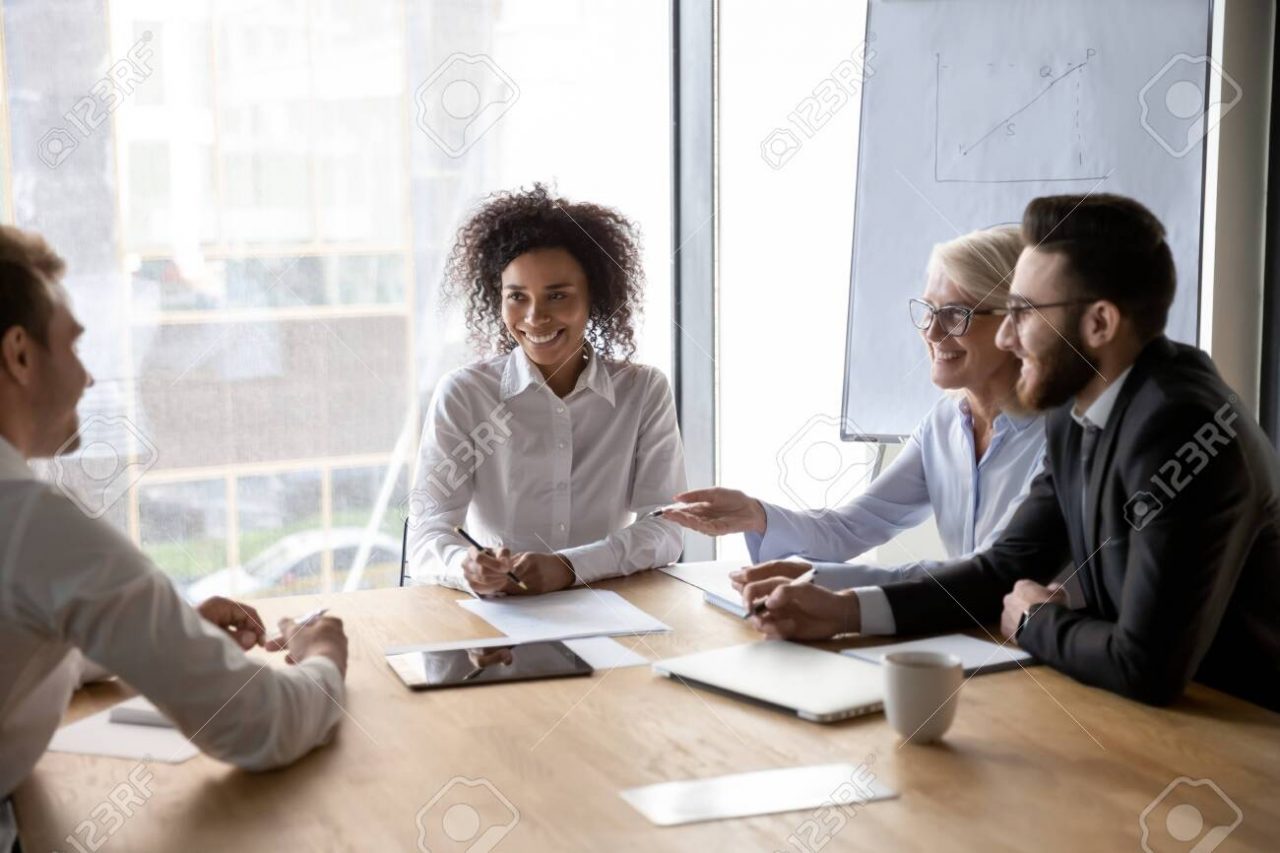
[
  {"xmin": 843, "ymin": 633, "xmax": 1036, "ymax": 676},
  {"xmin": 457, "ymin": 589, "xmax": 671, "ymax": 642},
  {"xmin": 658, "ymin": 561, "xmax": 749, "ymax": 617},
  {"xmin": 621, "ymin": 763, "xmax": 898, "ymax": 826}
]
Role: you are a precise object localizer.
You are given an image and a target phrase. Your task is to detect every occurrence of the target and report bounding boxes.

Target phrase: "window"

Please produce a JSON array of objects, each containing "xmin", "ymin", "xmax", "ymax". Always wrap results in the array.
[
  {"xmin": 716, "ymin": 0, "xmax": 878, "ymax": 561},
  {"xmin": 10, "ymin": 0, "xmax": 672, "ymax": 599}
]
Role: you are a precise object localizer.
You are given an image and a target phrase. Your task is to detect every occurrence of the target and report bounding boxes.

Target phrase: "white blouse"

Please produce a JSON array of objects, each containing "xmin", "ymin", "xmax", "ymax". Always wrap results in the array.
[
  {"xmin": 745, "ymin": 394, "xmax": 1047, "ymax": 590},
  {"xmin": 407, "ymin": 347, "xmax": 687, "ymax": 591}
]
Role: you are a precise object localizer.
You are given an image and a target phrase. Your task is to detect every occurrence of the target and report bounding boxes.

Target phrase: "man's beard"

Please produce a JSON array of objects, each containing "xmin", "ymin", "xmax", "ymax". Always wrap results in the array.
[{"xmin": 1016, "ymin": 327, "xmax": 1099, "ymax": 411}]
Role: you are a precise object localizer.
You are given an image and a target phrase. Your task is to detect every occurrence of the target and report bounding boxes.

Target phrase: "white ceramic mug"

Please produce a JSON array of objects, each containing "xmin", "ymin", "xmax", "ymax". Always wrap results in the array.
[{"xmin": 883, "ymin": 651, "xmax": 964, "ymax": 744}]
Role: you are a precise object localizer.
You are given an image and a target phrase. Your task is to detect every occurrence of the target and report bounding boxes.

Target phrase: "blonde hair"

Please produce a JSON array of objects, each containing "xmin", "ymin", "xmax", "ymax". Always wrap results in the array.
[{"xmin": 926, "ymin": 224, "xmax": 1022, "ymax": 309}]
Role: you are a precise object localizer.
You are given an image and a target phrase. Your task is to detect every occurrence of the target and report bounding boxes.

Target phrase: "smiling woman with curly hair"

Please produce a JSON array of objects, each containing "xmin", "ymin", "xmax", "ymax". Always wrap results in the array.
[
  {"xmin": 444, "ymin": 182, "xmax": 643, "ymax": 362},
  {"xmin": 407, "ymin": 184, "xmax": 687, "ymax": 596}
]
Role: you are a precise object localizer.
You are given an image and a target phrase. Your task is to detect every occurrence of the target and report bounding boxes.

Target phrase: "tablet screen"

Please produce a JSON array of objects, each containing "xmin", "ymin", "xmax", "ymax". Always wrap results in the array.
[{"xmin": 386, "ymin": 641, "xmax": 593, "ymax": 690}]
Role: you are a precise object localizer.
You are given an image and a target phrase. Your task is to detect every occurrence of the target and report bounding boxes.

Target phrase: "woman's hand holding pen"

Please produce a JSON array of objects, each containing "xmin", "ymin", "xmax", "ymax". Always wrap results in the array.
[
  {"xmin": 508, "ymin": 552, "xmax": 576, "ymax": 594},
  {"xmin": 461, "ymin": 547, "xmax": 574, "ymax": 595},
  {"xmin": 462, "ymin": 545, "xmax": 521, "ymax": 595},
  {"xmin": 659, "ymin": 487, "xmax": 768, "ymax": 537}
]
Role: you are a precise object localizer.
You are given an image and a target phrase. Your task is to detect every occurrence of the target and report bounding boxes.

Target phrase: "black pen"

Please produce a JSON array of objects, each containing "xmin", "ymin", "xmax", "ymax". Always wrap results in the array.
[
  {"xmin": 454, "ymin": 525, "xmax": 529, "ymax": 591},
  {"xmin": 745, "ymin": 567, "xmax": 818, "ymax": 619}
]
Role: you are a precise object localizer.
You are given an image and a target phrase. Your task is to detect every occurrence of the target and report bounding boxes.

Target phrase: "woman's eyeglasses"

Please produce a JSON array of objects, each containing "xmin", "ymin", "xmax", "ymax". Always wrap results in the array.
[{"xmin": 908, "ymin": 298, "xmax": 1007, "ymax": 337}]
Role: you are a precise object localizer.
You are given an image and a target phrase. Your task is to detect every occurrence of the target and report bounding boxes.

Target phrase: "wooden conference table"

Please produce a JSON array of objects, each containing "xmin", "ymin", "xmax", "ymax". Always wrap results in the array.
[{"xmin": 15, "ymin": 568, "xmax": 1280, "ymax": 852}]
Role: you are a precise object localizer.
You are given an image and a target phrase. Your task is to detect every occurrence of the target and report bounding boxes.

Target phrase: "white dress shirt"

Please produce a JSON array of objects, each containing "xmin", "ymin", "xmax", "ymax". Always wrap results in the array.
[
  {"xmin": 0, "ymin": 437, "xmax": 345, "ymax": 815},
  {"xmin": 743, "ymin": 395, "xmax": 1047, "ymax": 635},
  {"xmin": 1071, "ymin": 366, "xmax": 1133, "ymax": 431},
  {"xmin": 407, "ymin": 348, "xmax": 686, "ymax": 591}
]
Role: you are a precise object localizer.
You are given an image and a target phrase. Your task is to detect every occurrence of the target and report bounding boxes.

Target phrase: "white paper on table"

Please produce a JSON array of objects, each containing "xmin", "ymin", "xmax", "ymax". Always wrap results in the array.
[
  {"xmin": 657, "ymin": 561, "xmax": 744, "ymax": 602},
  {"xmin": 621, "ymin": 763, "xmax": 898, "ymax": 826},
  {"xmin": 48, "ymin": 707, "xmax": 198, "ymax": 763},
  {"xmin": 457, "ymin": 589, "xmax": 670, "ymax": 641},
  {"xmin": 843, "ymin": 633, "xmax": 1036, "ymax": 676},
  {"xmin": 562, "ymin": 637, "xmax": 649, "ymax": 670},
  {"xmin": 385, "ymin": 636, "xmax": 519, "ymax": 656}
]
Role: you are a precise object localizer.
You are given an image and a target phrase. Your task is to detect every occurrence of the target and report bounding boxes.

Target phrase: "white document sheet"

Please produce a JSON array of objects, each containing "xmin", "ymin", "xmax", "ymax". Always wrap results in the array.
[
  {"xmin": 457, "ymin": 589, "xmax": 671, "ymax": 641},
  {"xmin": 48, "ymin": 707, "xmax": 199, "ymax": 763},
  {"xmin": 657, "ymin": 561, "xmax": 744, "ymax": 602},
  {"xmin": 843, "ymin": 633, "xmax": 1035, "ymax": 676},
  {"xmin": 621, "ymin": 763, "xmax": 898, "ymax": 826},
  {"xmin": 562, "ymin": 637, "xmax": 649, "ymax": 670},
  {"xmin": 384, "ymin": 636, "xmax": 519, "ymax": 656}
]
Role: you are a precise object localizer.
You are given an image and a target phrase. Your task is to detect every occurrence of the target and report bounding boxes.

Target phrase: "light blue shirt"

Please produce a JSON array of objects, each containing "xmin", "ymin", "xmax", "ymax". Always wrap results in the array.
[{"xmin": 745, "ymin": 394, "xmax": 1047, "ymax": 591}]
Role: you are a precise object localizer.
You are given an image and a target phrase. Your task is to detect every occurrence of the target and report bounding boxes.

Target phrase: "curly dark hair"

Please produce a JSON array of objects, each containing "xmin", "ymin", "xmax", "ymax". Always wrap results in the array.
[{"xmin": 443, "ymin": 183, "xmax": 644, "ymax": 361}]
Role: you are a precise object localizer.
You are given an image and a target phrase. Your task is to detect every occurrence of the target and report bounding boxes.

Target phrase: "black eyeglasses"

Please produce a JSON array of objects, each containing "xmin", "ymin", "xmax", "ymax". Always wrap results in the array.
[
  {"xmin": 1003, "ymin": 298, "xmax": 1097, "ymax": 328},
  {"xmin": 908, "ymin": 298, "xmax": 1008, "ymax": 337}
]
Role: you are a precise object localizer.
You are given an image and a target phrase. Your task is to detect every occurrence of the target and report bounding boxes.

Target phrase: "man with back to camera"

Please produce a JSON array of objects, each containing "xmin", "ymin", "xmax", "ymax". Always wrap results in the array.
[
  {"xmin": 742, "ymin": 193, "xmax": 1280, "ymax": 712},
  {"xmin": 0, "ymin": 225, "xmax": 351, "ymax": 850}
]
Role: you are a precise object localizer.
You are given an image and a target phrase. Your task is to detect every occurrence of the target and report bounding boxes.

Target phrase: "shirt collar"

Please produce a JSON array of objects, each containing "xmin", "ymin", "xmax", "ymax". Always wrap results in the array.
[
  {"xmin": 0, "ymin": 435, "xmax": 33, "ymax": 481},
  {"xmin": 955, "ymin": 395, "xmax": 1038, "ymax": 434},
  {"xmin": 1071, "ymin": 364, "xmax": 1134, "ymax": 430},
  {"xmin": 498, "ymin": 345, "xmax": 616, "ymax": 406}
]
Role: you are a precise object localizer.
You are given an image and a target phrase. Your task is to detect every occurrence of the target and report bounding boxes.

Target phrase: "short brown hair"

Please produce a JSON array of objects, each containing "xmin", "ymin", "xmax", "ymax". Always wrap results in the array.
[
  {"xmin": 0, "ymin": 225, "xmax": 65, "ymax": 346},
  {"xmin": 1021, "ymin": 194, "xmax": 1175, "ymax": 341}
]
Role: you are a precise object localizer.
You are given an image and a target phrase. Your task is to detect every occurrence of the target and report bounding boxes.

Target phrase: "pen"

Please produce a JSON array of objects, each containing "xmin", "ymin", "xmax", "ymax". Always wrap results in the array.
[
  {"xmin": 646, "ymin": 502, "xmax": 695, "ymax": 518},
  {"xmin": 269, "ymin": 607, "xmax": 329, "ymax": 644},
  {"xmin": 454, "ymin": 525, "xmax": 529, "ymax": 591},
  {"xmin": 745, "ymin": 568, "xmax": 818, "ymax": 619}
]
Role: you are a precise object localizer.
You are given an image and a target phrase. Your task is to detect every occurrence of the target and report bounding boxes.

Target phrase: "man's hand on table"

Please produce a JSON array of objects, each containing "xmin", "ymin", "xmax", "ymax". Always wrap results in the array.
[{"xmin": 741, "ymin": 577, "xmax": 862, "ymax": 640}]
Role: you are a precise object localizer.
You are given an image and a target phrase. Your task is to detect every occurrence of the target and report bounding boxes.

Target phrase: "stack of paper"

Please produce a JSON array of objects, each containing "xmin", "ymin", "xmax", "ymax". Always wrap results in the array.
[
  {"xmin": 457, "ymin": 588, "xmax": 671, "ymax": 641},
  {"xmin": 843, "ymin": 633, "xmax": 1035, "ymax": 676},
  {"xmin": 657, "ymin": 561, "xmax": 748, "ymax": 617}
]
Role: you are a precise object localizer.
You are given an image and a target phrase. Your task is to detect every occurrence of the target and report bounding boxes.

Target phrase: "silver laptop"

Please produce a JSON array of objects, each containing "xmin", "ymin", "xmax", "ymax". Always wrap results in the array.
[{"xmin": 653, "ymin": 641, "xmax": 884, "ymax": 723}]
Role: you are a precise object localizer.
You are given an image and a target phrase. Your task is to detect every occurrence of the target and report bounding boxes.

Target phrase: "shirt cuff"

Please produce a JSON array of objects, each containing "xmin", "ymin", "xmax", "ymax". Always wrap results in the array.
[
  {"xmin": 556, "ymin": 540, "xmax": 618, "ymax": 585},
  {"xmin": 852, "ymin": 586, "xmax": 896, "ymax": 635},
  {"xmin": 413, "ymin": 547, "xmax": 479, "ymax": 596},
  {"xmin": 745, "ymin": 501, "xmax": 803, "ymax": 563},
  {"xmin": 812, "ymin": 563, "xmax": 878, "ymax": 591},
  {"xmin": 298, "ymin": 655, "xmax": 346, "ymax": 703}
]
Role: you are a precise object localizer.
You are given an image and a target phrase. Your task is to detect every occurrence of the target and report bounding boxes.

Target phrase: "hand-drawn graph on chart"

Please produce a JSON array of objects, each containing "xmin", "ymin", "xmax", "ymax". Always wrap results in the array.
[{"xmin": 933, "ymin": 49, "xmax": 1109, "ymax": 183}]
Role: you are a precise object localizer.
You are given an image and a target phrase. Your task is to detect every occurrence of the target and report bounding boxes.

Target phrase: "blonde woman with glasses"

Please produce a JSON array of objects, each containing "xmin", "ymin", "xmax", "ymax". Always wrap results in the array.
[{"xmin": 664, "ymin": 225, "xmax": 1048, "ymax": 593}]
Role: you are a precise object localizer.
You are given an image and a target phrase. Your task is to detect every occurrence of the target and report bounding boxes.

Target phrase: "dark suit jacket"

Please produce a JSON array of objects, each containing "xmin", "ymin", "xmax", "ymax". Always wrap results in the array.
[{"xmin": 880, "ymin": 336, "xmax": 1280, "ymax": 711}]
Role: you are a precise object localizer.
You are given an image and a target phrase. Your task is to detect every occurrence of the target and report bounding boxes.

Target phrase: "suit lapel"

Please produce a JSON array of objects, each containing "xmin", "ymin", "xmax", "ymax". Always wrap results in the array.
[{"xmin": 1083, "ymin": 337, "xmax": 1174, "ymax": 555}]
